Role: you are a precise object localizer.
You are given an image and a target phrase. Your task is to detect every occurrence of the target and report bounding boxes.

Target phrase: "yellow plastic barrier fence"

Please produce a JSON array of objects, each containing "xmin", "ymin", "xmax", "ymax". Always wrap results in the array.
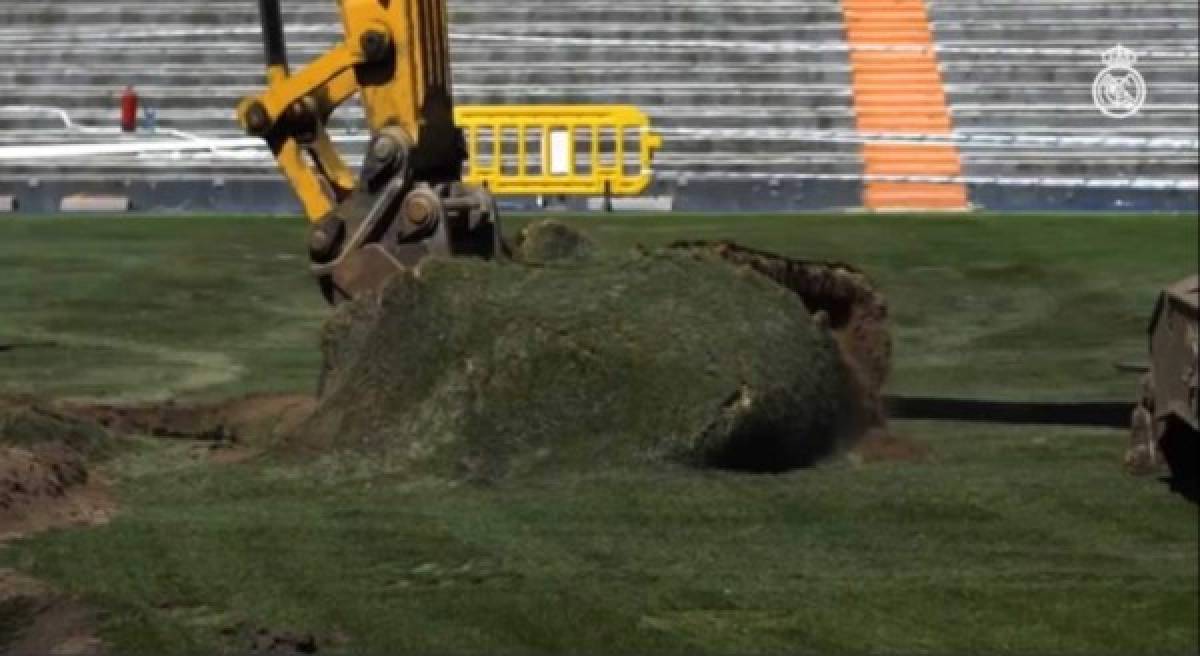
[{"xmin": 455, "ymin": 105, "xmax": 662, "ymax": 196}]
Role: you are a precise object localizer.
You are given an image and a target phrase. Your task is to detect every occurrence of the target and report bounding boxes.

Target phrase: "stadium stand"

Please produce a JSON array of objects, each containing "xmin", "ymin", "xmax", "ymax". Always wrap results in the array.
[
  {"xmin": 0, "ymin": 0, "xmax": 1196, "ymax": 212},
  {"xmin": 929, "ymin": 0, "xmax": 1198, "ymax": 211},
  {"xmin": 843, "ymin": 0, "xmax": 969, "ymax": 210}
]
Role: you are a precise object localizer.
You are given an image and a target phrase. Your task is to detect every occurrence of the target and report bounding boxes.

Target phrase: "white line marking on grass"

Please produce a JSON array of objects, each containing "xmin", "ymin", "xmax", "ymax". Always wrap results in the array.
[{"xmin": 9, "ymin": 329, "xmax": 245, "ymax": 402}]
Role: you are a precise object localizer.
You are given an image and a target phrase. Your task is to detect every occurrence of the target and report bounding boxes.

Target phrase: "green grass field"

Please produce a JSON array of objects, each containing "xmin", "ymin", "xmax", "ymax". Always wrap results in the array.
[{"xmin": 1, "ymin": 213, "xmax": 1197, "ymax": 654}]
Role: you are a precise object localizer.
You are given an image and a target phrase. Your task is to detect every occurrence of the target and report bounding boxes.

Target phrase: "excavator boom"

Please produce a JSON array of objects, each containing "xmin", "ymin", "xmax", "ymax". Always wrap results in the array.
[{"xmin": 238, "ymin": 0, "xmax": 501, "ymax": 303}]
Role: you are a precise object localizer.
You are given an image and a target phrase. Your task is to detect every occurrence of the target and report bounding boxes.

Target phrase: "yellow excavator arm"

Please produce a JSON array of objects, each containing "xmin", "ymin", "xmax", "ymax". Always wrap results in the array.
[{"xmin": 238, "ymin": 0, "xmax": 500, "ymax": 303}]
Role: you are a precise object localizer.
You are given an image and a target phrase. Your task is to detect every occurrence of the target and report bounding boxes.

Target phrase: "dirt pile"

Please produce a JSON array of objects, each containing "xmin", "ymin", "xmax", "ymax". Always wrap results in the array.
[
  {"xmin": 0, "ymin": 570, "xmax": 102, "ymax": 656},
  {"xmin": 288, "ymin": 221, "xmax": 887, "ymax": 479},
  {"xmin": 1, "ymin": 445, "xmax": 87, "ymax": 513},
  {"xmin": 513, "ymin": 218, "xmax": 597, "ymax": 264},
  {"xmin": 0, "ymin": 401, "xmax": 114, "ymax": 542}
]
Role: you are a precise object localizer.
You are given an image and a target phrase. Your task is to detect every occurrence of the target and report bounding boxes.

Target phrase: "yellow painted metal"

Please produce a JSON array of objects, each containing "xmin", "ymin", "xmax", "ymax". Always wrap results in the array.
[
  {"xmin": 456, "ymin": 105, "xmax": 663, "ymax": 196},
  {"xmin": 238, "ymin": 0, "xmax": 455, "ymax": 222},
  {"xmin": 240, "ymin": 0, "xmax": 663, "ymax": 220},
  {"xmin": 308, "ymin": 131, "xmax": 357, "ymax": 197},
  {"xmin": 338, "ymin": 0, "xmax": 433, "ymax": 140},
  {"xmin": 276, "ymin": 139, "xmax": 335, "ymax": 219},
  {"xmin": 238, "ymin": 63, "xmax": 342, "ymax": 220},
  {"xmin": 240, "ymin": 0, "xmax": 444, "ymax": 144},
  {"xmin": 257, "ymin": 44, "xmax": 359, "ymax": 120},
  {"xmin": 321, "ymin": 69, "xmax": 360, "ymax": 110}
]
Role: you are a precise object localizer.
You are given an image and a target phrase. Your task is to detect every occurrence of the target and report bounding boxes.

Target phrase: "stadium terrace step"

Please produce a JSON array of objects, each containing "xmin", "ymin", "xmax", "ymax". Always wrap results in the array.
[
  {"xmin": 849, "ymin": 54, "xmax": 940, "ymax": 73},
  {"xmin": 862, "ymin": 144, "xmax": 963, "ymax": 176},
  {"xmin": 865, "ymin": 182, "xmax": 970, "ymax": 210},
  {"xmin": 932, "ymin": 47, "xmax": 1198, "ymax": 66},
  {"xmin": 3, "ymin": 90, "xmax": 856, "ymax": 113},
  {"xmin": 945, "ymin": 87, "xmax": 1199, "ymax": 105},
  {"xmin": 0, "ymin": 67, "xmax": 861, "ymax": 88},
  {"xmin": 853, "ymin": 73, "xmax": 944, "ymax": 85},
  {"xmin": 928, "ymin": 1, "xmax": 1198, "ymax": 22},
  {"xmin": 949, "ymin": 111, "xmax": 1200, "ymax": 132},
  {"xmin": 0, "ymin": 47, "xmax": 854, "ymax": 69},
  {"xmin": 962, "ymin": 157, "xmax": 1200, "ymax": 179},
  {"xmin": 843, "ymin": 0, "xmax": 967, "ymax": 209},
  {"xmin": 844, "ymin": 8, "xmax": 927, "ymax": 20},
  {"xmin": 853, "ymin": 112, "xmax": 954, "ymax": 133},
  {"xmin": 940, "ymin": 68, "xmax": 1200, "ymax": 87}
]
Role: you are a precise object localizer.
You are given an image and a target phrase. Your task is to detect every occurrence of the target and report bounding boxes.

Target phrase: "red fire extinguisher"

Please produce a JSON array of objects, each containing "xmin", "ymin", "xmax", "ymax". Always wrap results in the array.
[{"xmin": 120, "ymin": 86, "xmax": 139, "ymax": 133}]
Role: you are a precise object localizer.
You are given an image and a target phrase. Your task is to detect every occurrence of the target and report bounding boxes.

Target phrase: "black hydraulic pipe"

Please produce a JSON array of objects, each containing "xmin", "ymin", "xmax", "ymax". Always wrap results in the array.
[
  {"xmin": 257, "ymin": 0, "xmax": 290, "ymax": 71},
  {"xmin": 885, "ymin": 395, "xmax": 1133, "ymax": 429}
]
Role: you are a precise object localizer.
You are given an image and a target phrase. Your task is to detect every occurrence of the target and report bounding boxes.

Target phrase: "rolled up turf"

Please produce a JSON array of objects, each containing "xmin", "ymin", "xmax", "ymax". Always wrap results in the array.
[{"xmin": 288, "ymin": 222, "xmax": 872, "ymax": 479}]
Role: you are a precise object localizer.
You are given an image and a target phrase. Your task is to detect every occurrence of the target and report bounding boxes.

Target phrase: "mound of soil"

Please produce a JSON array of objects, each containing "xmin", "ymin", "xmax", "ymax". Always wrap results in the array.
[
  {"xmin": 0, "ymin": 444, "xmax": 112, "ymax": 543},
  {"xmin": 0, "ymin": 570, "xmax": 101, "ymax": 656},
  {"xmin": 1, "ymin": 445, "xmax": 86, "ymax": 511},
  {"xmin": 513, "ymin": 218, "xmax": 597, "ymax": 264},
  {"xmin": 289, "ymin": 221, "xmax": 880, "ymax": 479},
  {"xmin": 0, "ymin": 400, "xmax": 114, "ymax": 542}
]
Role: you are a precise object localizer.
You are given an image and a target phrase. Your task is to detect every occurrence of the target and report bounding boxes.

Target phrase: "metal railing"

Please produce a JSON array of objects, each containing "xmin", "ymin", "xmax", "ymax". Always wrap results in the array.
[{"xmin": 458, "ymin": 105, "xmax": 662, "ymax": 196}]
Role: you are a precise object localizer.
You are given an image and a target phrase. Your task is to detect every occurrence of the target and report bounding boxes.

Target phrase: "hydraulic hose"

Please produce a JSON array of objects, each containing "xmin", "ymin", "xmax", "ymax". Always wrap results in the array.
[{"xmin": 257, "ymin": 0, "xmax": 290, "ymax": 71}]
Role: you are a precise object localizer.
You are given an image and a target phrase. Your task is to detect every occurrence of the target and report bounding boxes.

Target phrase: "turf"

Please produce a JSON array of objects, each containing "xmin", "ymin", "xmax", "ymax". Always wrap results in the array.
[
  {"xmin": 0, "ymin": 212, "xmax": 1193, "ymax": 402},
  {"xmin": 302, "ymin": 239, "xmax": 858, "ymax": 476},
  {"xmin": 0, "ymin": 212, "xmax": 1196, "ymax": 655}
]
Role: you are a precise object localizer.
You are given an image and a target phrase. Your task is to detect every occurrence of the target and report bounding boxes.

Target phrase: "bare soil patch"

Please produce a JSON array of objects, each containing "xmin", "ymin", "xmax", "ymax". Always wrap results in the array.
[
  {"xmin": 849, "ymin": 430, "xmax": 932, "ymax": 464},
  {"xmin": 249, "ymin": 628, "xmax": 320, "ymax": 654},
  {"xmin": 0, "ymin": 401, "xmax": 115, "ymax": 544},
  {"xmin": 219, "ymin": 621, "xmax": 350, "ymax": 655},
  {"xmin": 0, "ymin": 570, "xmax": 102, "ymax": 656},
  {"xmin": 0, "ymin": 445, "xmax": 113, "ymax": 544},
  {"xmin": 61, "ymin": 394, "xmax": 316, "ymax": 448}
]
